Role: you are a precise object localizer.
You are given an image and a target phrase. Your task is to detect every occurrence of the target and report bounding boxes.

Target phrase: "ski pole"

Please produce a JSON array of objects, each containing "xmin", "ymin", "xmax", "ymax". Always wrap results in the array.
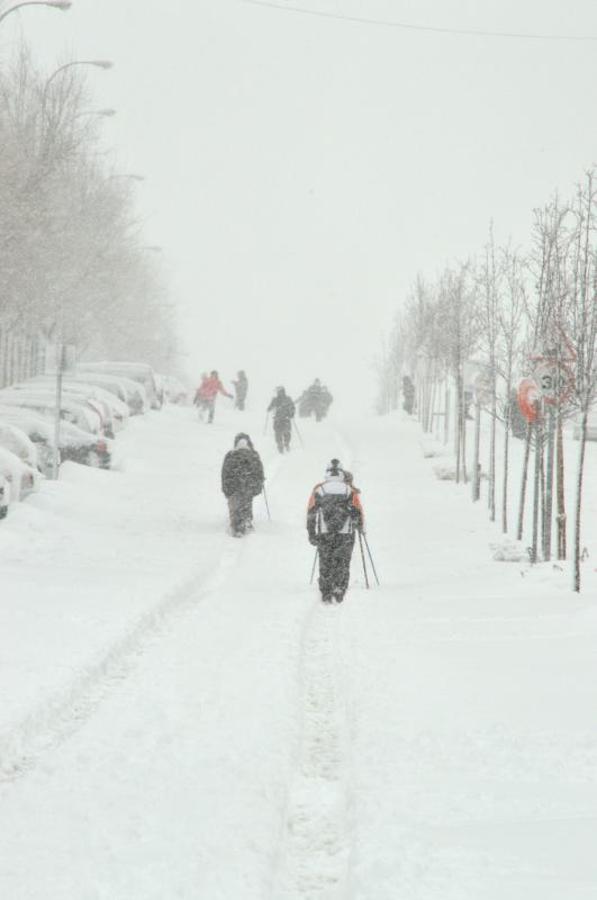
[
  {"xmin": 262, "ymin": 484, "xmax": 271, "ymax": 521},
  {"xmin": 362, "ymin": 533, "xmax": 380, "ymax": 586},
  {"xmin": 292, "ymin": 418, "xmax": 304, "ymax": 448},
  {"xmin": 309, "ymin": 547, "xmax": 318, "ymax": 584},
  {"xmin": 357, "ymin": 530, "xmax": 370, "ymax": 589}
]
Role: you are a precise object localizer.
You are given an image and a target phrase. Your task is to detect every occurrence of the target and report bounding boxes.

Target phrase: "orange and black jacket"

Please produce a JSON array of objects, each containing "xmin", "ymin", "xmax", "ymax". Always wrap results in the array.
[{"xmin": 306, "ymin": 478, "xmax": 364, "ymax": 540}]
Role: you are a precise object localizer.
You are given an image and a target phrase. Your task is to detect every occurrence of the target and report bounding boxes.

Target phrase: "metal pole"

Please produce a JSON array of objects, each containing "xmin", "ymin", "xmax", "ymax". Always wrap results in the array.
[
  {"xmin": 292, "ymin": 418, "xmax": 304, "ymax": 448},
  {"xmin": 309, "ymin": 548, "xmax": 318, "ymax": 584},
  {"xmin": 52, "ymin": 342, "xmax": 64, "ymax": 480},
  {"xmin": 262, "ymin": 484, "xmax": 271, "ymax": 520},
  {"xmin": 262, "ymin": 411, "xmax": 269, "ymax": 436},
  {"xmin": 362, "ymin": 532, "xmax": 380, "ymax": 586},
  {"xmin": 357, "ymin": 530, "xmax": 370, "ymax": 589}
]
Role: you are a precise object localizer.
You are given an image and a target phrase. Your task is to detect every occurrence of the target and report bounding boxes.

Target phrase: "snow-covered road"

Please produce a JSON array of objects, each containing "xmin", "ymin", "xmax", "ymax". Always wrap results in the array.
[{"xmin": 1, "ymin": 405, "xmax": 596, "ymax": 899}]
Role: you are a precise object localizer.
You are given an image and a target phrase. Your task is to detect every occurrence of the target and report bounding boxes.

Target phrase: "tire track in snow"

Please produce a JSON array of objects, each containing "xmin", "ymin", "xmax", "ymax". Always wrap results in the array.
[
  {"xmin": 0, "ymin": 541, "xmax": 240, "ymax": 787},
  {"xmin": 271, "ymin": 604, "xmax": 355, "ymax": 899}
]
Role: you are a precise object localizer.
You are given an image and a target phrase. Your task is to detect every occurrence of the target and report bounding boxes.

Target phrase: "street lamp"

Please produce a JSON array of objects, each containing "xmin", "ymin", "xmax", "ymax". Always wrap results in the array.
[
  {"xmin": 0, "ymin": 1, "xmax": 71, "ymax": 26},
  {"xmin": 41, "ymin": 59, "xmax": 114, "ymax": 123},
  {"xmin": 75, "ymin": 108, "xmax": 117, "ymax": 119},
  {"xmin": 109, "ymin": 173, "xmax": 145, "ymax": 182},
  {"xmin": 44, "ymin": 59, "xmax": 114, "ymax": 95}
]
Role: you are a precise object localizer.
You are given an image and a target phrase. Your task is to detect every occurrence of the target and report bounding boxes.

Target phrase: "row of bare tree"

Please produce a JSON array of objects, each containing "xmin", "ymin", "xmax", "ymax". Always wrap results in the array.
[
  {"xmin": 377, "ymin": 170, "xmax": 597, "ymax": 592},
  {"xmin": 0, "ymin": 45, "xmax": 179, "ymax": 386}
]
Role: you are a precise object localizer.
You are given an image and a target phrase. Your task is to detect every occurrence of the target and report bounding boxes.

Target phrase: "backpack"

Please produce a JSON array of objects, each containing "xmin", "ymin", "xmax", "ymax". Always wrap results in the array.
[{"xmin": 317, "ymin": 488, "xmax": 353, "ymax": 534}]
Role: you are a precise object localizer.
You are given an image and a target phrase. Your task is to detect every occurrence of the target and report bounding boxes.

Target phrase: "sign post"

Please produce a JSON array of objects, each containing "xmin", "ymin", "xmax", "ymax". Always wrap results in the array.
[{"xmin": 52, "ymin": 342, "xmax": 75, "ymax": 480}]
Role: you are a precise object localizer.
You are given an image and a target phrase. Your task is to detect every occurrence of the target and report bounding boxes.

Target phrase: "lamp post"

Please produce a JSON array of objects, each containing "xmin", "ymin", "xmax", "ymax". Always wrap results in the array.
[
  {"xmin": 0, "ymin": 1, "xmax": 71, "ymax": 25},
  {"xmin": 43, "ymin": 59, "xmax": 114, "ymax": 105},
  {"xmin": 75, "ymin": 108, "xmax": 117, "ymax": 119},
  {"xmin": 108, "ymin": 173, "xmax": 145, "ymax": 182}
]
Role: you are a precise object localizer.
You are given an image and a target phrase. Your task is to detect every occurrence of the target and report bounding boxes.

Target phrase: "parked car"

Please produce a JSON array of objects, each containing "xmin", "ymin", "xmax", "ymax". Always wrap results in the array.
[
  {"xmin": 72, "ymin": 369, "xmax": 147, "ymax": 416},
  {"xmin": 24, "ymin": 378, "xmax": 118, "ymax": 437},
  {"xmin": 78, "ymin": 361, "xmax": 162, "ymax": 410},
  {"xmin": 28, "ymin": 375, "xmax": 131, "ymax": 432},
  {"xmin": 0, "ymin": 446, "xmax": 39, "ymax": 501},
  {"xmin": 0, "ymin": 422, "xmax": 39, "ymax": 471},
  {"xmin": 0, "ymin": 389, "xmax": 102, "ymax": 435},
  {"xmin": 161, "ymin": 374, "xmax": 189, "ymax": 405},
  {"xmin": 0, "ymin": 407, "xmax": 112, "ymax": 473}
]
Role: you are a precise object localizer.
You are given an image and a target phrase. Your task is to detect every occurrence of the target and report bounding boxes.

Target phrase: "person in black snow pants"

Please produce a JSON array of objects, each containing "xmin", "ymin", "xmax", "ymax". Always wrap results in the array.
[
  {"xmin": 267, "ymin": 386, "xmax": 295, "ymax": 453},
  {"xmin": 306, "ymin": 458, "xmax": 364, "ymax": 603},
  {"xmin": 221, "ymin": 433, "xmax": 264, "ymax": 536}
]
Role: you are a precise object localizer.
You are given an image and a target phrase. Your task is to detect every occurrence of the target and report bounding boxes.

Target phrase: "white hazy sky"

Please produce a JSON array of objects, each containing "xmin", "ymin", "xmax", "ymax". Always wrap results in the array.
[{"xmin": 3, "ymin": 0, "xmax": 597, "ymax": 410}]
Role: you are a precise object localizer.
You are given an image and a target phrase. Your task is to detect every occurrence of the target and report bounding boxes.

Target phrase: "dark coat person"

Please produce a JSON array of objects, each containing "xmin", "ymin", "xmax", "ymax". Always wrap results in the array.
[
  {"xmin": 221, "ymin": 433, "xmax": 264, "ymax": 536},
  {"xmin": 267, "ymin": 387, "xmax": 295, "ymax": 453}
]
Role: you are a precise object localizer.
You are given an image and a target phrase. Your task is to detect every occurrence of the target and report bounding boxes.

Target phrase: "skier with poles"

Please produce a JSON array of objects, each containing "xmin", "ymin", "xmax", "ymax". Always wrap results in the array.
[
  {"xmin": 221, "ymin": 433, "xmax": 265, "ymax": 537},
  {"xmin": 306, "ymin": 459, "xmax": 364, "ymax": 603},
  {"xmin": 267, "ymin": 386, "xmax": 295, "ymax": 453}
]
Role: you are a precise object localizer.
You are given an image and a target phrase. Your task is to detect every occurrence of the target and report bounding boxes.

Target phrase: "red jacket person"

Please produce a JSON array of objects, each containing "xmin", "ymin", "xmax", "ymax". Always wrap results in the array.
[{"xmin": 194, "ymin": 370, "xmax": 232, "ymax": 423}]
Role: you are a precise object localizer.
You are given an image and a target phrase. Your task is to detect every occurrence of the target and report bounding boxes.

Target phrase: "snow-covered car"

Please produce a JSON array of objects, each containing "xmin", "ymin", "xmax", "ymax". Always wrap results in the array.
[
  {"xmin": 0, "ymin": 407, "xmax": 112, "ymax": 474},
  {"xmin": 78, "ymin": 361, "xmax": 162, "ymax": 410},
  {"xmin": 0, "ymin": 446, "xmax": 39, "ymax": 501},
  {"xmin": 0, "ymin": 422, "xmax": 39, "ymax": 471},
  {"xmin": 27, "ymin": 376, "xmax": 130, "ymax": 434},
  {"xmin": 0, "ymin": 389, "xmax": 101, "ymax": 435},
  {"xmin": 161, "ymin": 374, "xmax": 189, "ymax": 405},
  {"xmin": 0, "ymin": 474, "xmax": 8, "ymax": 519},
  {"xmin": 72, "ymin": 369, "xmax": 147, "ymax": 416}
]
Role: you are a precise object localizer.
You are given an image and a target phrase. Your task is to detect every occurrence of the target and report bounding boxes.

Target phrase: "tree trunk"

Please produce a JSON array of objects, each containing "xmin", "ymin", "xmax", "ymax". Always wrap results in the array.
[
  {"xmin": 573, "ymin": 407, "xmax": 589, "ymax": 592},
  {"xmin": 556, "ymin": 416, "xmax": 566, "ymax": 560},
  {"xmin": 517, "ymin": 422, "xmax": 533, "ymax": 542},
  {"xmin": 501, "ymin": 393, "xmax": 511, "ymax": 533},
  {"xmin": 444, "ymin": 387, "xmax": 450, "ymax": 445},
  {"xmin": 543, "ymin": 407, "xmax": 555, "ymax": 561},
  {"xmin": 472, "ymin": 401, "xmax": 481, "ymax": 501},
  {"xmin": 455, "ymin": 372, "xmax": 463, "ymax": 483},
  {"xmin": 531, "ymin": 412, "xmax": 542, "ymax": 564}
]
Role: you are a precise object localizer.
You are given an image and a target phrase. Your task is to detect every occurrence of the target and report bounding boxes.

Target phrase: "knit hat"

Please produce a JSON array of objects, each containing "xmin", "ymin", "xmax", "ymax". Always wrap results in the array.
[
  {"xmin": 325, "ymin": 458, "xmax": 344, "ymax": 479},
  {"xmin": 234, "ymin": 432, "xmax": 252, "ymax": 450}
]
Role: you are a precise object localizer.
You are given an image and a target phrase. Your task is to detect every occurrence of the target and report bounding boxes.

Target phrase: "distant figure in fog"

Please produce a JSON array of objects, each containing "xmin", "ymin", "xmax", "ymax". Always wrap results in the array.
[
  {"xmin": 297, "ymin": 378, "xmax": 332, "ymax": 421},
  {"xmin": 402, "ymin": 375, "xmax": 415, "ymax": 415},
  {"xmin": 195, "ymin": 370, "xmax": 232, "ymax": 423},
  {"xmin": 232, "ymin": 370, "xmax": 248, "ymax": 411},
  {"xmin": 267, "ymin": 386, "xmax": 295, "ymax": 453},
  {"xmin": 193, "ymin": 373, "xmax": 210, "ymax": 420},
  {"xmin": 221, "ymin": 433, "xmax": 264, "ymax": 537}
]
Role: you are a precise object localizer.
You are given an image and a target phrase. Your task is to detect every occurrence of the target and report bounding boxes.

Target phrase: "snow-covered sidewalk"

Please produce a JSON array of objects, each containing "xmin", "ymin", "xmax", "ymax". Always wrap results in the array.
[{"xmin": 0, "ymin": 405, "xmax": 596, "ymax": 899}]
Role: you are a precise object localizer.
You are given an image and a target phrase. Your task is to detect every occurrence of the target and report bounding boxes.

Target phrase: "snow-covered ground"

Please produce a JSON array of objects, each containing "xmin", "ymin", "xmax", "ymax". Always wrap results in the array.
[{"xmin": 0, "ymin": 403, "xmax": 596, "ymax": 899}]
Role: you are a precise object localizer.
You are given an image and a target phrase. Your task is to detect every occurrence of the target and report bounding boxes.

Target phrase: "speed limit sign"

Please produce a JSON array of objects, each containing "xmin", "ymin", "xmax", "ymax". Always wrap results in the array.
[{"xmin": 532, "ymin": 362, "xmax": 574, "ymax": 406}]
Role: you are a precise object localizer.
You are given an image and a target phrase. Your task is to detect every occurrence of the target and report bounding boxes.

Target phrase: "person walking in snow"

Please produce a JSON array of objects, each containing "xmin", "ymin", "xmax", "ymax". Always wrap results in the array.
[
  {"xmin": 267, "ymin": 386, "xmax": 295, "ymax": 453},
  {"xmin": 193, "ymin": 372, "xmax": 210, "ymax": 420},
  {"xmin": 196, "ymin": 370, "xmax": 233, "ymax": 423},
  {"xmin": 221, "ymin": 433, "xmax": 265, "ymax": 537},
  {"xmin": 232, "ymin": 370, "xmax": 248, "ymax": 411},
  {"xmin": 306, "ymin": 459, "xmax": 364, "ymax": 603}
]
